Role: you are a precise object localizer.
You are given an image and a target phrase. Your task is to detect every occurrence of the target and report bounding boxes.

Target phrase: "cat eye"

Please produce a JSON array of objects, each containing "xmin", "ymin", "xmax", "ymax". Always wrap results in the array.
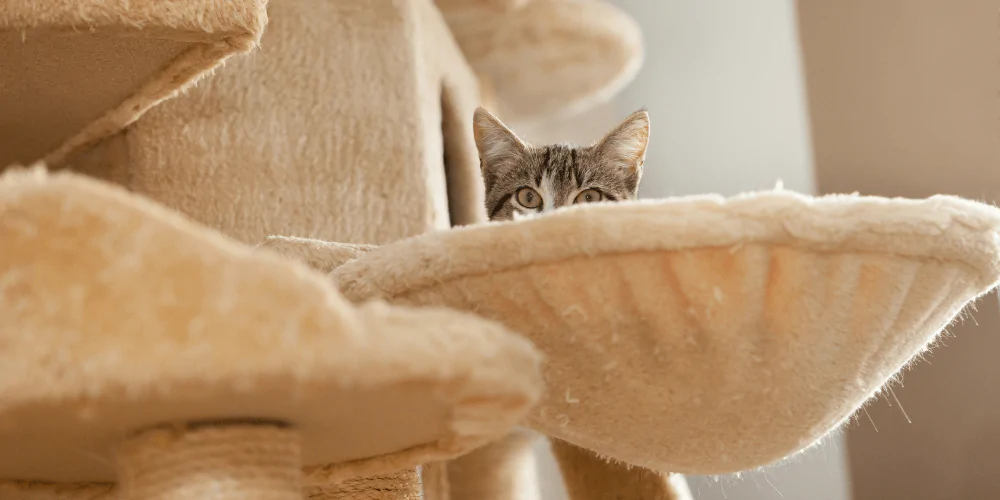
[
  {"xmin": 574, "ymin": 189, "xmax": 603, "ymax": 204},
  {"xmin": 516, "ymin": 187, "xmax": 542, "ymax": 209}
]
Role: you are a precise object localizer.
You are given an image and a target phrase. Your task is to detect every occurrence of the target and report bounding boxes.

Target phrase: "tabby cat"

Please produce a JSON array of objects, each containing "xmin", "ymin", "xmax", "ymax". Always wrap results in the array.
[{"xmin": 472, "ymin": 106, "xmax": 650, "ymax": 221}]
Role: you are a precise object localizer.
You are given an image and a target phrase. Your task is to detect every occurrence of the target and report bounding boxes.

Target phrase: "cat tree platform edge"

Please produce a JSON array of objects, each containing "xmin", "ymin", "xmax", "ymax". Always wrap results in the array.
[
  {"xmin": 0, "ymin": 0, "xmax": 267, "ymax": 169},
  {"xmin": 0, "ymin": 166, "xmax": 544, "ymax": 485},
  {"xmin": 437, "ymin": 0, "xmax": 644, "ymax": 124}
]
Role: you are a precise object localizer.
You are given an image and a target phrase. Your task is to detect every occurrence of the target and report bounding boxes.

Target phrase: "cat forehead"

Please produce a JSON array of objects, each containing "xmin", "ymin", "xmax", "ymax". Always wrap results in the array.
[
  {"xmin": 523, "ymin": 144, "xmax": 602, "ymax": 169},
  {"xmin": 485, "ymin": 143, "xmax": 630, "ymax": 186}
]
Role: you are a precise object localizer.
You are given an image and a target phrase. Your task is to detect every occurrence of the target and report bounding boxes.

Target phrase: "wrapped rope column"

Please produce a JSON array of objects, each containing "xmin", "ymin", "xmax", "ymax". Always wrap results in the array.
[
  {"xmin": 117, "ymin": 424, "xmax": 302, "ymax": 500},
  {"xmin": 305, "ymin": 470, "xmax": 420, "ymax": 500}
]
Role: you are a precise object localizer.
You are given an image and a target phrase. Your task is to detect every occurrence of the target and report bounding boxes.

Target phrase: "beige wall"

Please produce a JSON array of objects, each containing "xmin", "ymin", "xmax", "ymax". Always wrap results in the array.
[{"xmin": 797, "ymin": 1, "xmax": 1000, "ymax": 498}]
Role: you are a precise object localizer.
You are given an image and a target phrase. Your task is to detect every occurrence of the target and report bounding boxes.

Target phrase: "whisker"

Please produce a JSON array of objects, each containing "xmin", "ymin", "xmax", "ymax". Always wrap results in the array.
[
  {"xmin": 862, "ymin": 406, "xmax": 879, "ymax": 432},
  {"xmin": 888, "ymin": 386, "xmax": 912, "ymax": 424}
]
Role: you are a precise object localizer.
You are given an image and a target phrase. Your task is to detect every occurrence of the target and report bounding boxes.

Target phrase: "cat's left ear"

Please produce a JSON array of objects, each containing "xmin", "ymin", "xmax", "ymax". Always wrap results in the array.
[
  {"xmin": 473, "ymin": 107, "xmax": 528, "ymax": 173},
  {"xmin": 594, "ymin": 109, "xmax": 650, "ymax": 174}
]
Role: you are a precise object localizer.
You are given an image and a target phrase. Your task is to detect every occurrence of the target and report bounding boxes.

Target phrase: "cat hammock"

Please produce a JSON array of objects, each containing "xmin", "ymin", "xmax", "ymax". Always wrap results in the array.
[
  {"xmin": 264, "ymin": 190, "xmax": 1000, "ymax": 498},
  {"xmin": 0, "ymin": 168, "xmax": 544, "ymax": 499}
]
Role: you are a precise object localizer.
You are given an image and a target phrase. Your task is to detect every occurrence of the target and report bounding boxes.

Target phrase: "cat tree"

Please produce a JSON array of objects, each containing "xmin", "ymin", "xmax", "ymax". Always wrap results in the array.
[
  {"xmin": 0, "ymin": 167, "xmax": 543, "ymax": 499},
  {"xmin": 3, "ymin": 1, "xmax": 1000, "ymax": 500}
]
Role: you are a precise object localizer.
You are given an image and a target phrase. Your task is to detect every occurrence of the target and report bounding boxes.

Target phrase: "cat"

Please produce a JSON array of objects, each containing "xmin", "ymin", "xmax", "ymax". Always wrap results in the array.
[{"xmin": 472, "ymin": 106, "xmax": 650, "ymax": 221}]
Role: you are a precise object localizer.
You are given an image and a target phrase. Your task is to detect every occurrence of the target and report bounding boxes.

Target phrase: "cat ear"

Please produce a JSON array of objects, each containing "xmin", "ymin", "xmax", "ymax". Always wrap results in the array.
[
  {"xmin": 594, "ymin": 109, "xmax": 650, "ymax": 174},
  {"xmin": 473, "ymin": 107, "xmax": 528, "ymax": 172}
]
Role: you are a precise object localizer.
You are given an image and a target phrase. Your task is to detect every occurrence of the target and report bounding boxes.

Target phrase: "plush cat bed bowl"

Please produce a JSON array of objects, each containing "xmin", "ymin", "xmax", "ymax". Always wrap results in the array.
[
  {"xmin": 0, "ymin": 168, "xmax": 543, "ymax": 493},
  {"xmin": 436, "ymin": 0, "xmax": 643, "ymax": 123},
  {"xmin": 0, "ymin": 0, "xmax": 266, "ymax": 168},
  {"xmin": 323, "ymin": 192, "xmax": 1000, "ymax": 474}
]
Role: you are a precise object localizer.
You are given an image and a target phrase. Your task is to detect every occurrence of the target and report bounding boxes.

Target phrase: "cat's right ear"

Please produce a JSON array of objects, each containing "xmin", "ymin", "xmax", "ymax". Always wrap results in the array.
[
  {"xmin": 473, "ymin": 107, "xmax": 527, "ymax": 172},
  {"xmin": 594, "ymin": 108, "xmax": 650, "ymax": 175}
]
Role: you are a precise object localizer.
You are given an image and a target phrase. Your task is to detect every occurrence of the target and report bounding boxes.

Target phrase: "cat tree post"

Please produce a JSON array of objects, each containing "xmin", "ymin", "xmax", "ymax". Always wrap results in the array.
[
  {"xmin": 443, "ymin": 429, "xmax": 541, "ymax": 500},
  {"xmin": 549, "ymin": 439, "xmax": 690, "ymax": 500},
  {"xmin": 117, "ymin": 424, "xmax": 303, "ymax": 500}
]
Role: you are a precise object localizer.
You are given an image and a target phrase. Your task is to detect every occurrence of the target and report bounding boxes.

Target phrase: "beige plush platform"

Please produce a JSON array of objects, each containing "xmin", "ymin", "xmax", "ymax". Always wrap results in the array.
[
  {"xmin": 0, "ymin": 167, "xmax": 543, "ymax": 496},
  {"xmin": 436, "ymin": 0, "xmax": 643, "ymax": 124},
  {"xmin": 305, "ymin": 191, "xmax": 1000, "ymax": 474},
  {"xmin": 0, "ymin": 0, "xmax": 267, "ymax": 169}
]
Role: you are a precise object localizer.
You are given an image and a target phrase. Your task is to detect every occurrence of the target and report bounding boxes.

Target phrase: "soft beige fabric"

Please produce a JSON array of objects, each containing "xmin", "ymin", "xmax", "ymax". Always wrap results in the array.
[
  {"xmin": 0, "ymin": 0, "xmax": 267, "ymax": 168},
  {"xmin": 0, "ymin": 167, "xmax": 543, "ymax": 485},
  {"xmin": 261, "ymin": 233, "xmax": 459, "ymax": 500},
  {"xmin": 550, "ymin": 439, "xmax": 691, "ymax": 500},
  {"xmin": 435, "ymin": 0, "xmax": 643, "ymax": 124},
  {"xmin": 436, "ymin": 0, "xmax": 528, "ymax": 12},
  {"xmin": 68, "ymin": 0, "xmax": 485, "ymax": 246},
  {"xmin": 324, "ymin": 190, "xmax": 1000, "ymax": 473},
  {"xmin": 259, "ymin": 235, "xmax": 377, "ymax": 274},
  {"xmin": 442, "ymin": 428, "xmax": 541, "ymax": 500}
]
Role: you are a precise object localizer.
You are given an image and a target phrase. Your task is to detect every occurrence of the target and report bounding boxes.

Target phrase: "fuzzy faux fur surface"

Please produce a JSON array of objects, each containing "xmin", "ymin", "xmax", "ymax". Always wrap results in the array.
[
  {"xmin": 328, "ymin": 190, "xmax": 1000, "ymax": 473},
  {"xmin": 73, "ymin": 0, "xmax": 485, "ymax": 246},
  {"xmin": 0, "ymin": 0, "xmax": 267, "ymax": 168},
  {"xmin": 335, "ymin": 191, "xmax": 1000, "ymax": 297},
  {"xmin": 435, "ymin": 0, "xmax": 528, "ymax": 13},
  {"xmin": 0, "ymin": 0, "xmax": 267, "ymax": 34},
  {"xmin": 0, "ymin": 167, "xmax": 543, "ymax": 484},
  {"xmin": 259, "ymin": 235, "xmax": 377, "ymax": 274},
  {"xmin": 436, "ymin": 0, "xmax": 644, "ymax": 123}
]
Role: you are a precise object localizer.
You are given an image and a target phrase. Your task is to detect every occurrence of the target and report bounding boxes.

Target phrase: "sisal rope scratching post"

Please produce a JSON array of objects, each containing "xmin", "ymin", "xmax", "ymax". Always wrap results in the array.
[
  {"xmin": 118, "ymin": 423, "xmax": 302, "ymax": 500},
  {"xmin": 306, "ymin": 470, "xmax": 421, "ymax": 500}
]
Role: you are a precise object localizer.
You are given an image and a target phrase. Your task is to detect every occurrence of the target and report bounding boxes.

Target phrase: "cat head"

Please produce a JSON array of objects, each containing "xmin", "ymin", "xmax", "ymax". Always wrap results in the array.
[{"xmin": 473, "ymin": 106, "xmax": 650, "ymax": 221}]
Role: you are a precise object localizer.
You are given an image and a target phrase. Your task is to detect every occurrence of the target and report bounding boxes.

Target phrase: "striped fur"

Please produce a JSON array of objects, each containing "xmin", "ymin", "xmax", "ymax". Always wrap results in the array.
[{"xmin": 473, "ymin": 107, "xmax": 650, "ymax": 221}]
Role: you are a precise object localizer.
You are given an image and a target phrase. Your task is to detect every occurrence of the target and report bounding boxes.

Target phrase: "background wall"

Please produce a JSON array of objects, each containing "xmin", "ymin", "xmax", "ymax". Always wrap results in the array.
[
  {"xmin": 515, "ymin": 0, "xmax": 852, "ymax": 499},
  {"xmin": 796, "ymin": 1, "xmax": 1000, "ymax": 498}
]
